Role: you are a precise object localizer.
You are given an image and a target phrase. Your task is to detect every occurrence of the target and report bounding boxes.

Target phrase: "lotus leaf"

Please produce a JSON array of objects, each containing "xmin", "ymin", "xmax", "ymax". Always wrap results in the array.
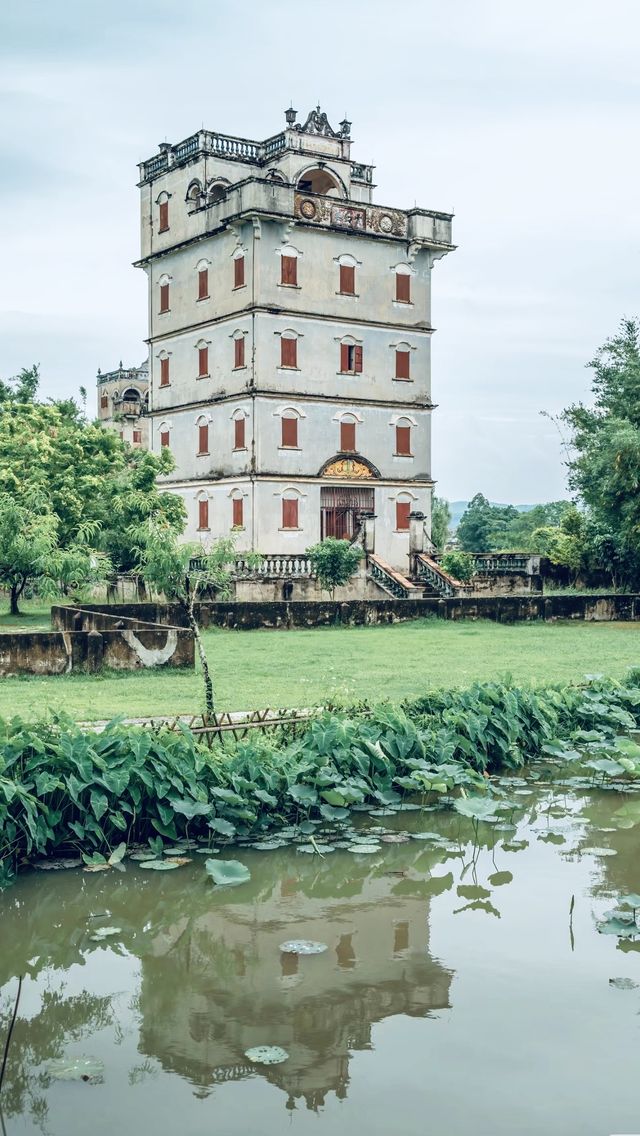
[
  {"xmin": 502, "ymin": 840, "xmax": 528, "ymax": 852},
  {"xmin": 139, "ymin": 859, "xmax": 181, "ymax": 870},
  {"xmin": 208, "ymin": 818, "xmax": 236, "ymax": 837},
  {"xmin": 454, "ymin": 797, "xmax": 504, "ymax": 821},
  {"xmin": 90, "ymin": 926, "xmax": 122, "ymax": 941},
  {"xmin": 245, "ymin": 1046, "xmax": 289, "ymax": 1065},
  {"xmin": 296, "ymin": 843, "xmax": 335, "ymax": 854},
  {"xmin": 280, "ymin": 940, "xmax": 327, "ymax": 954},
  {"xmin": 205, "ymin": 859, "xmax": 251, "ymax": 886},
  {"xmin": 346, "ymin": 843, "xmax": 381, "ymax": 854},
  {"xmin": 582, "ymin": 846, "xmax": 617, "ymax": 857},
  {"xmin": 45, "ymin": 1056, "xmax": 105, "ymax": 1082}
]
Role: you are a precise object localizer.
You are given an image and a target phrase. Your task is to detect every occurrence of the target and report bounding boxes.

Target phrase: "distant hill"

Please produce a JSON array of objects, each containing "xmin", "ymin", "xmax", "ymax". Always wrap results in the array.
[{"xmin": 448, "ymin": 501, "xmax": 537, "ymax": 529}]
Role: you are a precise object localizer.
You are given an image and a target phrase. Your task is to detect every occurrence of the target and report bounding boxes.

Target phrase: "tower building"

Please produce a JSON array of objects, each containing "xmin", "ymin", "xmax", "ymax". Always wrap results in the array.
[{"xmin": 136, "ymin": 106, "xmax": 454, "ymax": 568}]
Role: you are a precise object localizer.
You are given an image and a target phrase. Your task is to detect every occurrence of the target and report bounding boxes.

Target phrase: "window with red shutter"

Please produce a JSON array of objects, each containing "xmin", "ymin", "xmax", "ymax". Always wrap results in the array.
[
  {"xmin": 281, "ymin": 256, "xmax": 298, "ymax": 286},
  {"xmin": 100, "ymin": 394, "xmax": 108, "ymax": 410},
  {"xmin": 340, "ymin": 343, "xmax": 350, "ymax": 372},
  {"xmin": 198, "ymin": 268, "xmax": 209, "ymax": 300},
  {"xmin": 281, "ymin": 337, "xmax": 297, "ymax": 368},
  {"xmin": 133, "ymin": 430, "xmax": 141, "ymax": 444},
  {"xmin": 339, "ymin": 264, "xmax": 355, "ymax": 294},
  {"xmin": 232, "ymin": 498, "xmax": 244, "ymax": 528},
  {"xmin": 160, "ymin": 283, "xmax": 169, "ymax": 312},
  {"xmin": 281, "ymin": 416, "xmax": 298, "ymax": 448},
  {"xmin": 234, "ymin": 417, "xmax": 246, "ymax": 449},
  {"xmin": 340, "ymin": 420, "xmax": 356, "ymax": 451},
  {"xmin": 282, "ymin": 498, "xmax": 298, "ymax": 529},
  {"xmin": 395, "ymin": 425, "xmax": 412, "ymax": 455},
  {"xmin": 395, "ymin": 349, "xmax": 411, "ymax": 380},
  {"xmin": 160, "ymin": 358, "xmax": 169, "ymax": 386},
  {"xmin": 198, "ymin": 424, "xmax": 209, "ymax": 454},
  {"xmin": 234, "ymin": 337, "xmax": 245, "ymax": 368},
  {"xmin": 159, "ymin": 201, "xmax": 169, "ymax": 232},
  {"xmin": 198, "ymin": 346, "xmax": 209, "ymax": 377},
  {"xmin": 234, "ymin": 256, "xmax": 245, "ymax": 288},
  {"xmin": 160, "ymin": 430, "xmax": 170, "ymax": 448},
  {"xmin": 198, "ymin": 499, "xmax": 209, "ymax": 530},
  {"xmin": 354, "ymin": 345, "xmax": 363, "ymax": 373},
  {"xmin": 396, "ymin": 501, "xmax": 411, "ymax": 530},
  {"xmin": 396, "ymin": 272, "xmax": 411, "ymax": 303}
]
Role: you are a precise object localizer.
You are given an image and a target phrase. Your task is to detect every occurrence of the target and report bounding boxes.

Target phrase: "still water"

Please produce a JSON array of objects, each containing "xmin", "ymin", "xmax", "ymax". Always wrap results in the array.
[{"xmin": 1, "ymin": 786, "xmax": 640, "ymax": 1136}]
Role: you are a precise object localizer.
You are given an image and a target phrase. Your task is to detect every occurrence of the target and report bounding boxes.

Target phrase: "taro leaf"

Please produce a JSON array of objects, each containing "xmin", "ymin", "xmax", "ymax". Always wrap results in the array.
[
  {"xmin": 584, "ymin": 758, "xmax": 627, "ymax": 777},
  {"xmin": 89, "ymin": 926, "xmax": 122, "ymax": 941},
  {"xmin": 319, "ymin": 804, "xmax": 349, "ymax": 821},
  {"xmin": 205, "ymin": 859, "xmax": 251, "ymax": 887},
  {"xmin": 169, "ymin": 799, "xmax": 212, "ymax": 818},
  {"xmin": 609, "ymin": 977, "xmax": 638, "ymax": 989},
  {"xmin": 245, "ymin": 1046, "xmax": 289, "ymax": 1066},
  {"xmin": 108, "ymin": 843, "xmax": 127, "ymax": 866},
  {"xmin": 254, "ymin": 789, "xmax": 278, "ymax": 808},
  {"xmin": 289, "ymin": 784, "xmax": 318, "ymax": 806},
  {"xmin": 453, "ymin": 797, "xmax": 504, "ymax": 821},
  {"xmin": 82, "ymin": 851, "xmax": 108, "ymax": 867},
  {"xmin": 208, "ymin": 818, "xmax": 236, "ymax": 838},
  {"xmin": 321, "ymin": 789, "xmax": 347, "ymax": 807},
  {"xmin": 457, "ymin": 884, "xmax": 491, "ymax": 900},
  {"xmin": 90, "ymin": 791, "xmax": 108, "ymax": 822},
  {"xmin": 374, "ymin": 789, "xmax": 401, "ymax": 805},
  {"xmin": 139, "ymin": 859, "xmax": 181, "ymax": 870},
  {"xmin": 45, "ymin": 1056, "xmax": 105, "ymax": 1083},
  {"xmin": 488, "ymin": 871, "xmax": 513, "ymax": 887},
  {"xmin": 298, "ymin": 819, "xmax": 319, "ymax": 834},
  {"xmin": 279, "ymin": 940, "xmax": 327, "ymax": 954}
]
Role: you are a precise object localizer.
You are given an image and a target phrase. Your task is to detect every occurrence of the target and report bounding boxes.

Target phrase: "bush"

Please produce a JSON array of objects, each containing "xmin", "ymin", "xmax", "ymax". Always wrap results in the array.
[
  {"xmin": 306, "ymin": 538, "xmax": 363, "ymax": 597},
  {"xmin": 440, "ymin": 550, "xmax": 475, "ymax": 582}
]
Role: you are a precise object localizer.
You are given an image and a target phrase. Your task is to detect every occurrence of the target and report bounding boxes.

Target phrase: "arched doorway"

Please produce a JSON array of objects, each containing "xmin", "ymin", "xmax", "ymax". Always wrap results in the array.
[{"xmin": 319, "ymin": 457, "xmax": 378, "ymax": 540}]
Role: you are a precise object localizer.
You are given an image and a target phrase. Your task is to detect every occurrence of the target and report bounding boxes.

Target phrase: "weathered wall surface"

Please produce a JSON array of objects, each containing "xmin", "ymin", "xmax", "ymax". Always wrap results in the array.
[
  {"xmin": 467, "ymin": 574, "xmax": 543, "ymax": 597},
  {"xmin": 1, "ymin": 611, "xmax": 194, "ymax": 677}
]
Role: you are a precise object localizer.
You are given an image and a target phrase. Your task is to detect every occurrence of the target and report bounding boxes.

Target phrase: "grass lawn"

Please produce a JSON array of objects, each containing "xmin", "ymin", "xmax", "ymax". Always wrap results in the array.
[
  {"xmin": 0, "ymin": 602, "xmax": 52, "ymax": 632},
  {"xmin": 0, "ymin": 618, "xmax": 638, "ymax": 721}
]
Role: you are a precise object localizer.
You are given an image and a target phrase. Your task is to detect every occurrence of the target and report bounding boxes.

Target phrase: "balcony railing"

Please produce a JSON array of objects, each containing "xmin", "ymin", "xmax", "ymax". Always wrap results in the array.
[
  {"xmin": 141, "ymin": 130, "xmax": 288, "ymax": 181},
  {"xmin": 234, "ymin": 555, "xmax": 312, "ymax": 578}
]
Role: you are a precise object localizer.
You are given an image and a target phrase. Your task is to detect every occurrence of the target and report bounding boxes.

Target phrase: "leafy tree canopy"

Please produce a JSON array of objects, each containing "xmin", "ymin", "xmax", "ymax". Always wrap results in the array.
[
  {"xmin": 306, "ymin": 538, "xmax": 364, "ymax": 597},
  {"xmin": 431, "ymin": 496, "xmax": 451, "ymax": 552}
]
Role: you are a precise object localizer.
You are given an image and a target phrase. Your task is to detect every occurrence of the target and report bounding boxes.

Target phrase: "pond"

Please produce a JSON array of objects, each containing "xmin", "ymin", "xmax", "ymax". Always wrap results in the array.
[{"xmin": 1, "ymin": 785, "xmax": 639, "ymax": 1136}]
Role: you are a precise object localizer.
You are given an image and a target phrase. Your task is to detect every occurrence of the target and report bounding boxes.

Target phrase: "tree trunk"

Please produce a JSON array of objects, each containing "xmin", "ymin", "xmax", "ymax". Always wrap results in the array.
[
  {"xmin": 10, "ymin": 583, "xmax": 20, "ymax": 616},
  {"xmin": 185, "ymin": 599, "xmax": 214, "ymax": 718}
]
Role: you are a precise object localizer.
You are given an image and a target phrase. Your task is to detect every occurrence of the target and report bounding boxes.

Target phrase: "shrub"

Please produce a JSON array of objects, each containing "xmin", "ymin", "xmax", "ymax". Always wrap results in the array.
[{"xmin": 440, "ymin": 550, "xmax": 474, "ymax": 582}]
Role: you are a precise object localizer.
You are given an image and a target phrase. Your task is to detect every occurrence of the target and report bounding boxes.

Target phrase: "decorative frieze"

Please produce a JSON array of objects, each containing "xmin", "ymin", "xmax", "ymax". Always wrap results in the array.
[{"xmin": 295, "ymin": 195, "xmax": 407, "ymax": 237}]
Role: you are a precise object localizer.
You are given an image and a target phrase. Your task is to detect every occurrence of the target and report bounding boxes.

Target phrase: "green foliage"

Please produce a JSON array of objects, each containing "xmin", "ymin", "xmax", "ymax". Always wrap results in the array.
[
  {"xmin": 1, "ymin": 675, "xmax": 639, "ymax": 886},
  {"xmin": 430, "ymin": 496, "xmax": 451, "ymax": 552},
  {"xmin": 440, "ymin": 550, "xmax": 474, "ymax": 582},
  {"xmin": 456, "ymin": 493, "xmax": 574, "ymax": 554},
  {"xmin": 306, "ymin": 538, "xmax": 363, "ymax": 597},
  {"xmin": 563, "ymin": 317, "xmax": 640, "ymax": 587}
]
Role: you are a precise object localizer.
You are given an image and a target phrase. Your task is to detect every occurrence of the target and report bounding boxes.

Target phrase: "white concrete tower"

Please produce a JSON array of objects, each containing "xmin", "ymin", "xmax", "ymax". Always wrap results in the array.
[{"xmin": 136, "ymin": 105, "xmax": 454, "ymax": 568}]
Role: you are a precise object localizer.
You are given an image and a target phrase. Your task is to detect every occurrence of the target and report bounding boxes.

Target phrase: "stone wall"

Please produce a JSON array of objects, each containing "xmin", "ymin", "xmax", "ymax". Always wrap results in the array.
[{"xmin": 0, "ymin": 610, "xmax": 194, "ymax": 678}]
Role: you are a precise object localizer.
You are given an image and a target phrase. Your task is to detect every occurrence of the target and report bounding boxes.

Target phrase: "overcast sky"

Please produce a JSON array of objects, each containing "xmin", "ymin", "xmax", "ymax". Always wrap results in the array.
[{"xmin": 1, "ymin": 0, "xmax": 638, "ymax": 503}]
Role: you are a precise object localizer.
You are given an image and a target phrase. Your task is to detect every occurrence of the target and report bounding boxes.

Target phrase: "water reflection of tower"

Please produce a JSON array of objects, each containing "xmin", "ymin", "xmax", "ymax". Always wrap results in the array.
[{"xmin": 137, "ymin": 863, "xmax": 453, "ymax": 1109}]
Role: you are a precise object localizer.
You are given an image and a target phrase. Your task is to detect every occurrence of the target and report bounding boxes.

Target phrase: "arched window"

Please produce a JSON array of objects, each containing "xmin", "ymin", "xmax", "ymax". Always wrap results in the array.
[
  {"xmin": 196, "ymin": 339, "xmax": 209, "ymax": 378},
  {"xmin": 159, "ymin": 422, "xmax": 170, "ymax": 449},
  {"xmin": 339, "ymin": 413, "xmax": 358, "ymax": 453},
  {"xmin": 196, "ymin": 492, "xmax": 210, "ymax": 532},
  {"xmin": 394, "ymin": 342, "xmax": 412, "ymax": 381},
  {"xmin": 157, "ymin": 191, "xmax": 170, "ymax": 233},
  {"xmin": 233, "ymin": 247, "xmax": 245, "ymax": 288},
  {"xmin": 231, "ymin": 408, "xmax": 248, "ymax": 451},
  {"xmin": 279, "ymin": 245, "xmax": 300, "ymax": 287},
  {"xmin": 296, "ymin": 167, "xmax": 343, "ymax": 196},
  {"xmin": 158, "ymin": 350, "xmax": 170, "ymax": 387},
  {"xmin": 232, "ymin": 329, "xmax": 246, "ymax": 369},
  {"xmin": 196, "ymin": 415, "xmax": 210, "ymax": 456},
  {"xmin": 337, "ymin": 253, "xmax": 359, "ymax": 296},
  {"xmin": 395, "ymin": 492, "xmax": 414, "ymax": 532},
  {"xmin": 394, "ymin": 264, "xmax": 413, "ymax": 304},
  {"xmin": 280, "ymin": 488, "xmax": 302, "ymax": 530},
  {"xmin": 196, "ymin": 258, "xmax": 209, "ymax": 301},
  {"xmin": 230, "ymin": 489, "xmax": 245, "ymax": 530},
  {"xmin": 279, "ymin": 330, "xmax": 299, "ymax": 369},
  {"xmin": 338, "ymin": 335, "xmax": 362, "ymax": 375},
  {"xmin": 280, "ymin": 408, "xmax": 301, "ymax": 449},
  {"xmin": 208, "ymin": 180, "xmax": 228, "ymax": 204},
  {"xmin": 158, "ymin": 273, "xmax": 171, "ymax": 314},
  {"xmin": 186, "ymin": 180, "xmax": 202, "ymax": 209},
  {"xmin": 394, "ymin": 417, "xmax": 413, "ymax": 456}
]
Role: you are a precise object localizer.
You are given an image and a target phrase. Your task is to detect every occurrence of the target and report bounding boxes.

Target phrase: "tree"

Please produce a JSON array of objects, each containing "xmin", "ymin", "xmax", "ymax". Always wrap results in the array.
[
  {"xmin": 0, "ymin": 364, "xmax": 40, "ymax": 404},
  {"xmin": 562, "ymin": 317, "xmax": 640, "ymax": 587},
  {"xmin": 306, "ymin": 538, "xmax": 364, "ymax": 598},
  {"xmin": 456, "ymin": 493, "xmax": 496, "ymax": 552},
  {"xmin": 0, "ymin": 493, "xmax": 109, "ymax": 614},
  {"xmin": 136, "ymin": 523, "xmax": 259, "ymax": 715},
  {"xmin": 430, "ymin": 496, "xmax": 451, "ymax": 552},
  {"xmin": 440, "ymin": 550, "xmax": 474, "ymax": 582}
]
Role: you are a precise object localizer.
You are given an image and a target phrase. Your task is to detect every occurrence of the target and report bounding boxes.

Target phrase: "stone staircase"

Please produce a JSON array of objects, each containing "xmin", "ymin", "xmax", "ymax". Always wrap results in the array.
[{"xmin": 367, "ymin": 552, "xmax": 467, "ymax": 599}]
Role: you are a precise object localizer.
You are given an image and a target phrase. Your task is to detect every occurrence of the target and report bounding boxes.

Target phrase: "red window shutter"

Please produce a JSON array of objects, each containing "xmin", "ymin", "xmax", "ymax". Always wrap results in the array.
[
  {"xmin": 160, "ymin": 430, "xmax": 169, "ymax": 448},
  {"xmin": 198, "ymin": 268, "xmax": 208, "ymax": 299},
  {"xmin": 198, "ymin": 424, "xmax": 209, "ymax": 454},
  {"xmin": 281, "ymin": 255, "xmax": 297, "ymax": 286},
  {"xmin": 354, "ymin": 345, "xmax": 363, "ymax": 373},
  {"xmin": 198, "ymin": 499, "xmax": 209, "ymax": 530},
  {"xmin": 234, "ymin": 417, "xmax": 245, "ymax": 449},
  {"xmin": 159, "ymin": 201, "xmax": 169, "ymax": 232},
  {"xmin": 160, "ymin": 283, "xmax": 169, "ymax": 312},
  {"xmin": 100, "ymin": 394, "xmax": 108, "ymax": 409},
  {"xmin": 340, "ymin": 421, "xmax": 356, "ymax": 451},
  {"xmin": 281, "ymin": 337, "xmax": 297, "ymax": 368},
  {"xmin": 234, "ymin": 337, "xmax": 245, "ymax": 368},
  {"xmin": 339, "ymin": 264, "xmax": 355, "ymax": 294},
  {"xmin": 396, "ymin": 425, "xmax": 411, "ymax": 455},
  {"xmin": 282, "ymin": 498, "xmax": 298, "ymax": 529},
  {"xmin": 396, "ymin": 273, "xmax": 411, "ymax": 303},
  {"xmin": 340, "ymin": 343, "xmax": 350, "ymax": 372},
  {"xmin": 395, "ymin": 349, "xmax": 410, "ymax": 379},
  {"xmin": 234, "ymin": 256, "xmax": 245, "ymax": 288},
  {"xmin": 281, "ymin": 416, "xmax": 298, "ymax": 447},
  {"xmin": 232, "ymin": 498, "xmax": 244, "ymax": 528},
  {"xmin": 160, "ymin": 357, "xmax": 169, "ymax": 386},
  {"xmin": 198, "ymin": 346, "xmax": 209, "ymax": 377},
  {"xmin": 133, "ymin": 430, "xmax": 141, "ymax": 444},
  {"xmin": 396, "ymin": 501, "xmax": 411, "ymax": 530}
]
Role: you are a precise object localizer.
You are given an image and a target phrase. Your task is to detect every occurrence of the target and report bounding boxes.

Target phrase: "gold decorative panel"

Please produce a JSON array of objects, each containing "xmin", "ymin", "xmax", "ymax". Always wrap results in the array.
[{"xmin": 323, "ymin": 459, "xmax": 374, "ymax": 479}]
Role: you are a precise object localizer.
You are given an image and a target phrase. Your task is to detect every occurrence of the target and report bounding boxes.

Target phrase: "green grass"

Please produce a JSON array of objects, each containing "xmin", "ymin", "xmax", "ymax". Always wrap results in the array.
[
  {"xmin": 0, "ymin": 602, "xmax": 52, "ymax": 632},
  {"xmin": 0, "ymin": 618, "xmax": 638, "ymax": 722}
]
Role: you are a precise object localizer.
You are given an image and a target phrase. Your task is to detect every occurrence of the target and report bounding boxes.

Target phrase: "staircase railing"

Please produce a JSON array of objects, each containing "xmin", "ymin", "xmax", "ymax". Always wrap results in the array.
[
  {"xmin": 368, "ymin": 554, "xmax": 419, "ymax": 599},
  {"xmin": 413, "ymin": 553, "xmax": 467, "ymax": 598}
]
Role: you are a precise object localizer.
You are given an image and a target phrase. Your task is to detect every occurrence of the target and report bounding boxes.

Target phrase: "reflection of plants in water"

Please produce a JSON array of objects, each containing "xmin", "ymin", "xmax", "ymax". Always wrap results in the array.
[{"xmin": 0, "ymin": 986, "xmax": 113, "ymax": 1127}]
